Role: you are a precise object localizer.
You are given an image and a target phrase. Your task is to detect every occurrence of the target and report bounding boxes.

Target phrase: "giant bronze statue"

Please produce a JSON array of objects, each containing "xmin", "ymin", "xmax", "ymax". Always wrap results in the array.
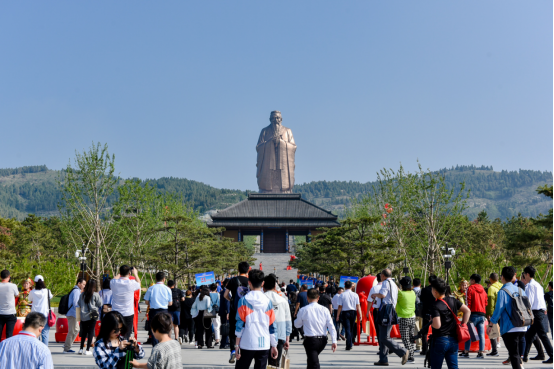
[{"xmin": 256, "ymin": 111, "xmax": 296, "ymax": 193}]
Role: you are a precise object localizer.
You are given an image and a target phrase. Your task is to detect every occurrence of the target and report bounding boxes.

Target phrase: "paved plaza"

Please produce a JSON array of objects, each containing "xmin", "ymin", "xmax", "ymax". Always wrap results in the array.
[{"xmin": 44, "ymin": 305, "xmax": 552, "ymax": 369}]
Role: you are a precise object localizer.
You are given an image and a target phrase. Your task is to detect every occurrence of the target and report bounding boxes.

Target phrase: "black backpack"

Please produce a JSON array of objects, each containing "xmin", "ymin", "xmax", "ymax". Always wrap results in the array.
[
  {"xmin": 58, "ymin": 287, "xmax": 78, "ymax": 315},
  {"xmin": 233, "ymin": 277, "xmax": 250, "ymax": 311},
  {"xmin": 171, "ymin": 289, "xmax": 181, "ymax": 309}
]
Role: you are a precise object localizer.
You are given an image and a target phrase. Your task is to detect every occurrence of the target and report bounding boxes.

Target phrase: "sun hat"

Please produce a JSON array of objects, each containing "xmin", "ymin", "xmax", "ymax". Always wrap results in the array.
[{"xmin": 34, "ymin": 275, "xmax": 44, "ymax": 282}]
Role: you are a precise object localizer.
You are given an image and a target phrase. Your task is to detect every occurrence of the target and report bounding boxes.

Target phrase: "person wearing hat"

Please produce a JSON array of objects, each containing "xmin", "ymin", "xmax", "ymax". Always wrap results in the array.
[
  {"xmin": 16, "ymin": 278, "xmax": 34, "ymax": 317},
  {"xmin": 396, "ymin": 276, "xmax": 417, "ymax": 364},
  {"xmin": 28, "ymin": 275, "xmax": 53, "ymax": 345}
]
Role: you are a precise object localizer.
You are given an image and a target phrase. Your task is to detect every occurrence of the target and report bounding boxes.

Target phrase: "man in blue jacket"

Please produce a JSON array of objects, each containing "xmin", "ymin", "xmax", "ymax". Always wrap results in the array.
[{"xmin": 490, "ymin": 266, "xmax": 529, "ymax": 369}]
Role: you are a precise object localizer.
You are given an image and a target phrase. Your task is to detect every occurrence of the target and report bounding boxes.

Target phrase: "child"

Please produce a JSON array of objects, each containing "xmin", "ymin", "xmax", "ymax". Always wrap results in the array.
[{"xmin": 130, "ymin": 312, "xmax": 182, "ymax": 369}]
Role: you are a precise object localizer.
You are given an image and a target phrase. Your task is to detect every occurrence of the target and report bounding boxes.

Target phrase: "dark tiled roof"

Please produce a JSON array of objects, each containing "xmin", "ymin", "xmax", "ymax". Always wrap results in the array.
[{"xmin": 208, "ymin": 193, "xmax": 340, "ymax": 228}]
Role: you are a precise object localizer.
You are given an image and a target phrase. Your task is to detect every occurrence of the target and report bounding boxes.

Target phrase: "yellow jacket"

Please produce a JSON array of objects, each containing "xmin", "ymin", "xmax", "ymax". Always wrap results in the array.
[{"xmin": 487, "ymin": 281, "xmax": 503, "ymax": 316}]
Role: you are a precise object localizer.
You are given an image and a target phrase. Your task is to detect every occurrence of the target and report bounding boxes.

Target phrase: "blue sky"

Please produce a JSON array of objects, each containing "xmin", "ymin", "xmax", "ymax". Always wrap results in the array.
[{"xmin": 0, "ymin": 1, "xmax": 552, "ymax": 190}]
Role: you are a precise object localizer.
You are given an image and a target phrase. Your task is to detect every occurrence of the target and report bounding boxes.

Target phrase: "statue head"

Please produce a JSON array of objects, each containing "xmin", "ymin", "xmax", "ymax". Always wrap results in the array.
[{"xmin": 269, "ymin": 111, "xmax": 282, "ymax": 126}]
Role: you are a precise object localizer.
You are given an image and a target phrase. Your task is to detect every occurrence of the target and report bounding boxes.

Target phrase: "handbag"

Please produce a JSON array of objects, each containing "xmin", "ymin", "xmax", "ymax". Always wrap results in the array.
[
  {"xmin": 440, "ymin": 299, "xmax": 470, "ymax": 343},
  {"xmin": 377, "ymin": 280, "xmax": 398, "ymax": 326},
  {"xmin": 47, "ymin": 289, "xmax": 57, "ymax": 327},
  {"xmin": 280, "ymin": 348, "xmax": 290, "ymax": 369},
  {"xmin": 487, "ymin": 323, "xmax": 500, "ymax": 339},
  {"xmin": 220, "ymin": 322, "xmax": 230, "ymax": 336},
  {"xmin": 468, "ymin": 322, "xmax": 479, "ymax": 342}
]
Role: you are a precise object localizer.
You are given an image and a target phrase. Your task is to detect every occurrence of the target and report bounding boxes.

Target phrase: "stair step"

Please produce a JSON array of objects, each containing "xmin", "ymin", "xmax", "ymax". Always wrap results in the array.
[{"xmin": 252, "ymin": 253, "xmax": 297, "ymax": 284}]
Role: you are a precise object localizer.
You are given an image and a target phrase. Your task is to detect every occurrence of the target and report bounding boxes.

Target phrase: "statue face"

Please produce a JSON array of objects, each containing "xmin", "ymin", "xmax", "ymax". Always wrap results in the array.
[{"xmin": 270, "ymin": 113, "xmax": 282, "ymax": 125}]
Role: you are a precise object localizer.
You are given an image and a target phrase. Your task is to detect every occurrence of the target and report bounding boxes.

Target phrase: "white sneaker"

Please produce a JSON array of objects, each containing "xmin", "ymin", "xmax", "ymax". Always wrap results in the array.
[
  {"xmin": 179, "ymin": 337, "xmax": 183, "ymax": 344},
  {"xmin": 77, "ymin": 349, "xmax": 83, "ymax": 355},
  {"xmin": 189, "ymin": 341, "xmax": 195, "ymax": 345},
  {"xmin": 85, "ymin": 350, "xmax": 93, "ymax": 356}
]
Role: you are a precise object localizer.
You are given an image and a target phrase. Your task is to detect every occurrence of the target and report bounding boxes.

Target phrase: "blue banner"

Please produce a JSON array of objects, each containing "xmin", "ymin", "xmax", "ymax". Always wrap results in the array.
[
  {"xmin": 305, "ymin": 281, "xmax": 314, "ymax": 289},
  {"xmin": 339, "ymin": 276, "xmax": 359, "ymax": 288},
  {"xmin": 195, "ymin": 271, "xmax": 215, "ymax": 286}
]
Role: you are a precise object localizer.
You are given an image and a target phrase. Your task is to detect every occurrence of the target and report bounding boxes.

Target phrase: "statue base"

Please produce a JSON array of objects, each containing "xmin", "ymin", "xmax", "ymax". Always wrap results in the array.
[{"xmin": 258, "ymin": 188, "xmax": 293, "ymax": 194}]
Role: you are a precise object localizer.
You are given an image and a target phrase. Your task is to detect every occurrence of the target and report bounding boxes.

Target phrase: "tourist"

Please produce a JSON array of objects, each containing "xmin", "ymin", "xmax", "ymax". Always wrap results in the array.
[
  {"xmin": 294, "ymin": 284, "xmax": 309, "ymax": 318},
  {"xmin": 326, "ymin": 280, "xmax": 337, "ymax": 297},
  {"xmin": 546, "ymin": 281, "xmax": 553, "ymax": 339},
  {"xmin": 419, "ymin": 275, "xmax": 437, "ymax": 355},
  {"xmin": 110, "ymin": 265, "xmax": 141, "ymax": 340},
  {"xmin": 130, "ymin": 312, "xmax": 182, "ymax": 369},
  {"xmin": 63, "ymin": 277, "xmax": 86, "ymax": 353},
  {"xmin": 93, "ymin": 311, "xmax": 145, "ymax": 368},
  {"xmin": 224, "ymin": 261, "xmax": 249, "ymax": 363},
  {"xmin": 0, "ymin": 312, "xmax": 53, "ymax": 369},
  {"xmin": 317, "ymin": 285, "xmax": 333, "ymax": 315},
  {"xmin": 16, "ymin": 278, "xmax": 33, "ymax": 317},
  {"xmin": 396, "ymin": 276, "xmax": 416, "ymax": 363},
  {"xmin": 429, "ymin": 277, "xmax": 470, "ymax": 369},
  {"xmin": 98, "ymin": 278, "xmax": 112, "ymax": 320},
  {"xmin": 209, "ymin": 283, "xmax": 221, "ymax": 346},
  {"xmin": 234, "ymin": 269, "xmax": 278, "ymax": 369},
  {"xmin": 28, "ymin": 275, "xmax": 53, "ymax": 346},
  {"xmin": 263, "ymin": 274, "xmax": 292, "ymax": 366},
  {"xmin": 412, "ymin": 278, "xmax": 422, "ymax": 352},
  {"xmin": 294, "ymin": 287, "xmax": 338, "ymax": 369},
  {"xmin": 371, "ymin": 268, "xmax": 409, "ymax": 366},
  {"xmin": 218, "ymin": 279, "xmax": 231, "ymax": 349},
  {"xmin": 191, "ymin": 285, "xmax": 213, "ymax": 349},
  {"xmin": 143, "ymin": 272, "xmax": 173, "ymax": 347},
  {"xmin": 180, "ymin": 290, "xmax": 195, "ymax": 345},
  {"xmin": 0, "ymin": 269, "xmax": 19, "ymax": 339},
  {"xmin": 332, "ymin": 287, "xmax": 345, "ymax": 341},
  {"xmin": 489, "ymin": 266, "xmax": 529, "ymax": 369},
  {"xmin": 486, "ymin": 272, "xmax": 503, "ymax": 357},
  {"xmin": 289, "ymin": 292, "xmax": 301, "ymax": 341},
  {"xmin": 368, "ymin": 273, "xmax": 383, "ymax": 342},
  {"xmin": 453, "ymin": 279, "xmax": 468, "ymax": 305},
  {"xmin": 336, "ymin": 280, "xmax": 361, "ymax": 351},
  {"xmin": 168, "ymin": 280, "xmax": 184, "ymax": 343},
  {"xmin": 460, "ymin": 273, "xmax": 488, "ymax": 359},
  {"xmin": 78, "ymin": 279, "xmax": 102, "ymax": 355},
  {"xmin": 521, "ymin": 266, "xmax": 553, "ymax": 363}
]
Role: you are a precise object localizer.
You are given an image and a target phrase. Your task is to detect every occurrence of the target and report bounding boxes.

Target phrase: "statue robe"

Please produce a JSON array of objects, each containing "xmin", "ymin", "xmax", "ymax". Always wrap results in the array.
[{"xmin": 256, "ymin": 123, "xmax": 296, "ymax": 192}]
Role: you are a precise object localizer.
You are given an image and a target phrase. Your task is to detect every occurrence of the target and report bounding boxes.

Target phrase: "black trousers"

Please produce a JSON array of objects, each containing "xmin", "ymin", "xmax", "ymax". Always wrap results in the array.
[
  {"xmin": 341, "ymin": 310, "xmax": 356, "ymax": 349},
  {"xmin": 230, "ymin": 309, "xmax": 237, "ymax": 351},
  {"xmin": 219, "ymin": 313, "xmax": 229, "ymax": 347},
  {"xmin": 121, "ymin": 314, "xmax": 134, "ymax": 340},
  {"xmin": 421, "ymin": 315, "xmax": 431, "ymax": 353},
  {"xmin": 180, "ymin": 317, "xmax": 194, "ymax": 341},
  {"xmin": 503, "ymin": 332, "xmax": 525, "ymax": 369},
  {"xmin": 0, "ymin": 314, "xmax": 17, "ymax": 339},
  {"xmin": 194, "ymin": 313, "xmax": 213, "ymax": 347},
  {"xmin": 236, "ymin": 348, "xmax": 269, "ymax": 369},
  {"xmin": 268, "ymin": 339, "xmax": 285, "ymax": 366},
  {"xmin": 524, "ymin": 310, "xmax": 553, "ymax": 358},
  {"xmin": 303, "ymin": 336, "xmax": 328, "ymax": 369},
  {"xmin": 149, "ymin": 309, "xmax": 168, "ymax": 347},
  {"xmin": 79, "ymin": 319, "xmax": 97, "ymax": 350}
]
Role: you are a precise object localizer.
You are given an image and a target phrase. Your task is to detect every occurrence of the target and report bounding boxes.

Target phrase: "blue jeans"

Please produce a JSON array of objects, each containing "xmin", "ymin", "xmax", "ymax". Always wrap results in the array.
[
  {"xmin": 465, "ymin": 315, "xmax": 485, "ymax": 352},
  {"xmin": 40, "ymin": 324, "xmax": 50, "ymax": 346},
  {"xmin": 431, "ymin": 336, "xmax": 459, "ymax": 369}
]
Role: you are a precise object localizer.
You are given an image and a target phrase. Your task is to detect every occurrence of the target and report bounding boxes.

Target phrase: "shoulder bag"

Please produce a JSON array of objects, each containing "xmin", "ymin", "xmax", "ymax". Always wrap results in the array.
[
  {"xmin": 377, "ymin": 280, "xmax": 398, "ymax": 326},
  {"xmin": 440, "ymin": 299, "xmax": 470, "ymax": 343},
  {"xmin": 47, "ymin": 289, "xmax": 57, "ymax": 327}
]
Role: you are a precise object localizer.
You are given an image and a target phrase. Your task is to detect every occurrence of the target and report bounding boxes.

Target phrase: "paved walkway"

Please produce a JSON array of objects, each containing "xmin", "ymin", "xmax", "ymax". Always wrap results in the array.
[{"xmin": 45, "ymin": 304, "xmax": 552, "ymax": 368}]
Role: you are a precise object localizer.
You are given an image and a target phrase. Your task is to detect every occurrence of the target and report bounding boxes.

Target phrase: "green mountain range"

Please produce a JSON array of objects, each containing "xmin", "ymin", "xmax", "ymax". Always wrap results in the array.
[{"xmin": 0, "ymin": 165, "xmax": 551, "ymax": 221}]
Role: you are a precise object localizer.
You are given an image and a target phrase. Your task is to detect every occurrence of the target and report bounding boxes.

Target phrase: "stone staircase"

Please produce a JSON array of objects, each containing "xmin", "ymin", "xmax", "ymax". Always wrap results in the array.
[{"xmin": 252, "ymin": 253, "xmax": 298, "ymax": 284}]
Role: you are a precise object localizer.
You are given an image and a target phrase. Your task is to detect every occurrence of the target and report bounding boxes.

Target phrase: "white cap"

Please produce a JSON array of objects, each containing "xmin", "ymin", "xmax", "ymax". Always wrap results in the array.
[{"xmin": 34, "ymin": 275, "xmax": 44, "ymax": 282}]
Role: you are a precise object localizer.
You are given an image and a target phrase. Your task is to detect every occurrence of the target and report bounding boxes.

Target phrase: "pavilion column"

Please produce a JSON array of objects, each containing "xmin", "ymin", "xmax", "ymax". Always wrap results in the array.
[
  {"xmin": 238, "ymin": 229, "xmax": 241, "ymax": 242},
  {"xmin": 286, "ymin": 229, "xmax": 289, "ymax": 253},
  {"xmin": 260, "ymin": 229, "xmax": 264, "ymax": 253}
]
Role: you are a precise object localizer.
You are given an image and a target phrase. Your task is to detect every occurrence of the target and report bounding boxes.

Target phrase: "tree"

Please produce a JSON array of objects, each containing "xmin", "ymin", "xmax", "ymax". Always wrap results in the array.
[
  {"xmin": 291, "ymin": 215, "xmax": 396, "ymax": 277},
  {"xmin": 58, "ymin": 142, "xmax": 121, "ymax": 285}
]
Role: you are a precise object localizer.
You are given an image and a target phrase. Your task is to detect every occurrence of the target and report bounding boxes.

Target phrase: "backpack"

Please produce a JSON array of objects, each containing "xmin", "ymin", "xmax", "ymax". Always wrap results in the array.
[
  {"xmin": 233, "ymin": 277, "xmax": 250, "ymax": 311},
  {"xmin": 501, "ymin": 287, "xmax": 534, "ymax": 328},
  {"xmin": 58, "ymin": 287, "xmax": 78, "ymax": 315},
  {"xmin": 171, "ymin": 289, "xmax": 181, "ymax": 310},
  {"xmin": 414, "ymin": 288, "xmax": 423, "ymax": 317}
]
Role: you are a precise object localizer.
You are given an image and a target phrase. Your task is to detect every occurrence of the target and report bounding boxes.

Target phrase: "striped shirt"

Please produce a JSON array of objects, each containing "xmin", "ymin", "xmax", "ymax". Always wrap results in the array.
[{"xmin": 0, "ymin": 331, "xmax": 54, "ymax": 369}]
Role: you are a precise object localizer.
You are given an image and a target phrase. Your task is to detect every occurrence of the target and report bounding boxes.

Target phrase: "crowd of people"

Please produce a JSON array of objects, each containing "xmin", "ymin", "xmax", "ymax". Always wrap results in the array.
[{"xmin": 0, "ymin": 263, "xmax": 552, "ymax": 369}]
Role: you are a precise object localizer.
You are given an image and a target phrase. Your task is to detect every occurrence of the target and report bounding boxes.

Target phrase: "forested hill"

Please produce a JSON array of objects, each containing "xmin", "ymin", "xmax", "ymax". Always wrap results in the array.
[
  {"xmin": 293, "ymin": 165, "xmax": 553, "ymax": 220},
  {"xmin": 0, "ymin": 165, "xmax": 551, "ymax": 221}
]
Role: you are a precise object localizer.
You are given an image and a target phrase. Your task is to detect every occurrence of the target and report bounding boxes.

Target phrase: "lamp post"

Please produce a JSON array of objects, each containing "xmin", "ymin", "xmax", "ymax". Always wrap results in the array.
[
  {"xmin": 75, "ymin": 243, "xmax": 88, "ymax": 280},
  {"xmin": 402, "ymin": 257, "xmax": 409, "ymax": 275},
  {"xmin": 442, "ymin": 242, "xmax": 454, "ymax": 284}
]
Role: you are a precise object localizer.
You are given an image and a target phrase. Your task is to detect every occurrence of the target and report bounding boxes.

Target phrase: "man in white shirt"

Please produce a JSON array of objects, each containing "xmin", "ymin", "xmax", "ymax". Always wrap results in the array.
[
  {"xmin": 111, "ymin": 265, "xmax": 141, "ymax": 340},
  {"xmin": 370, "ymin": 268, "xmax": 409, "ymax": 366},
  {"xmin": 0, "ymin": 270, "xmax": 19, "ymax": 340},
  {"xmin": 295, "ymin": 288, "xmax": 337, "ymax": 369},
  {"xmin": 522, "ymin": 266, "xmax": 553, "ymax": 363},
  {"xmin": 367, "ymin": 273, "xmax": 383, "ymax": 341},
  {"xmin": 331, "ymin": 287, "xmax": 345, "ymax": 341},
  {"xmin": 336, "ymin": 281, "xmax": 361, "ymax": 350}
]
